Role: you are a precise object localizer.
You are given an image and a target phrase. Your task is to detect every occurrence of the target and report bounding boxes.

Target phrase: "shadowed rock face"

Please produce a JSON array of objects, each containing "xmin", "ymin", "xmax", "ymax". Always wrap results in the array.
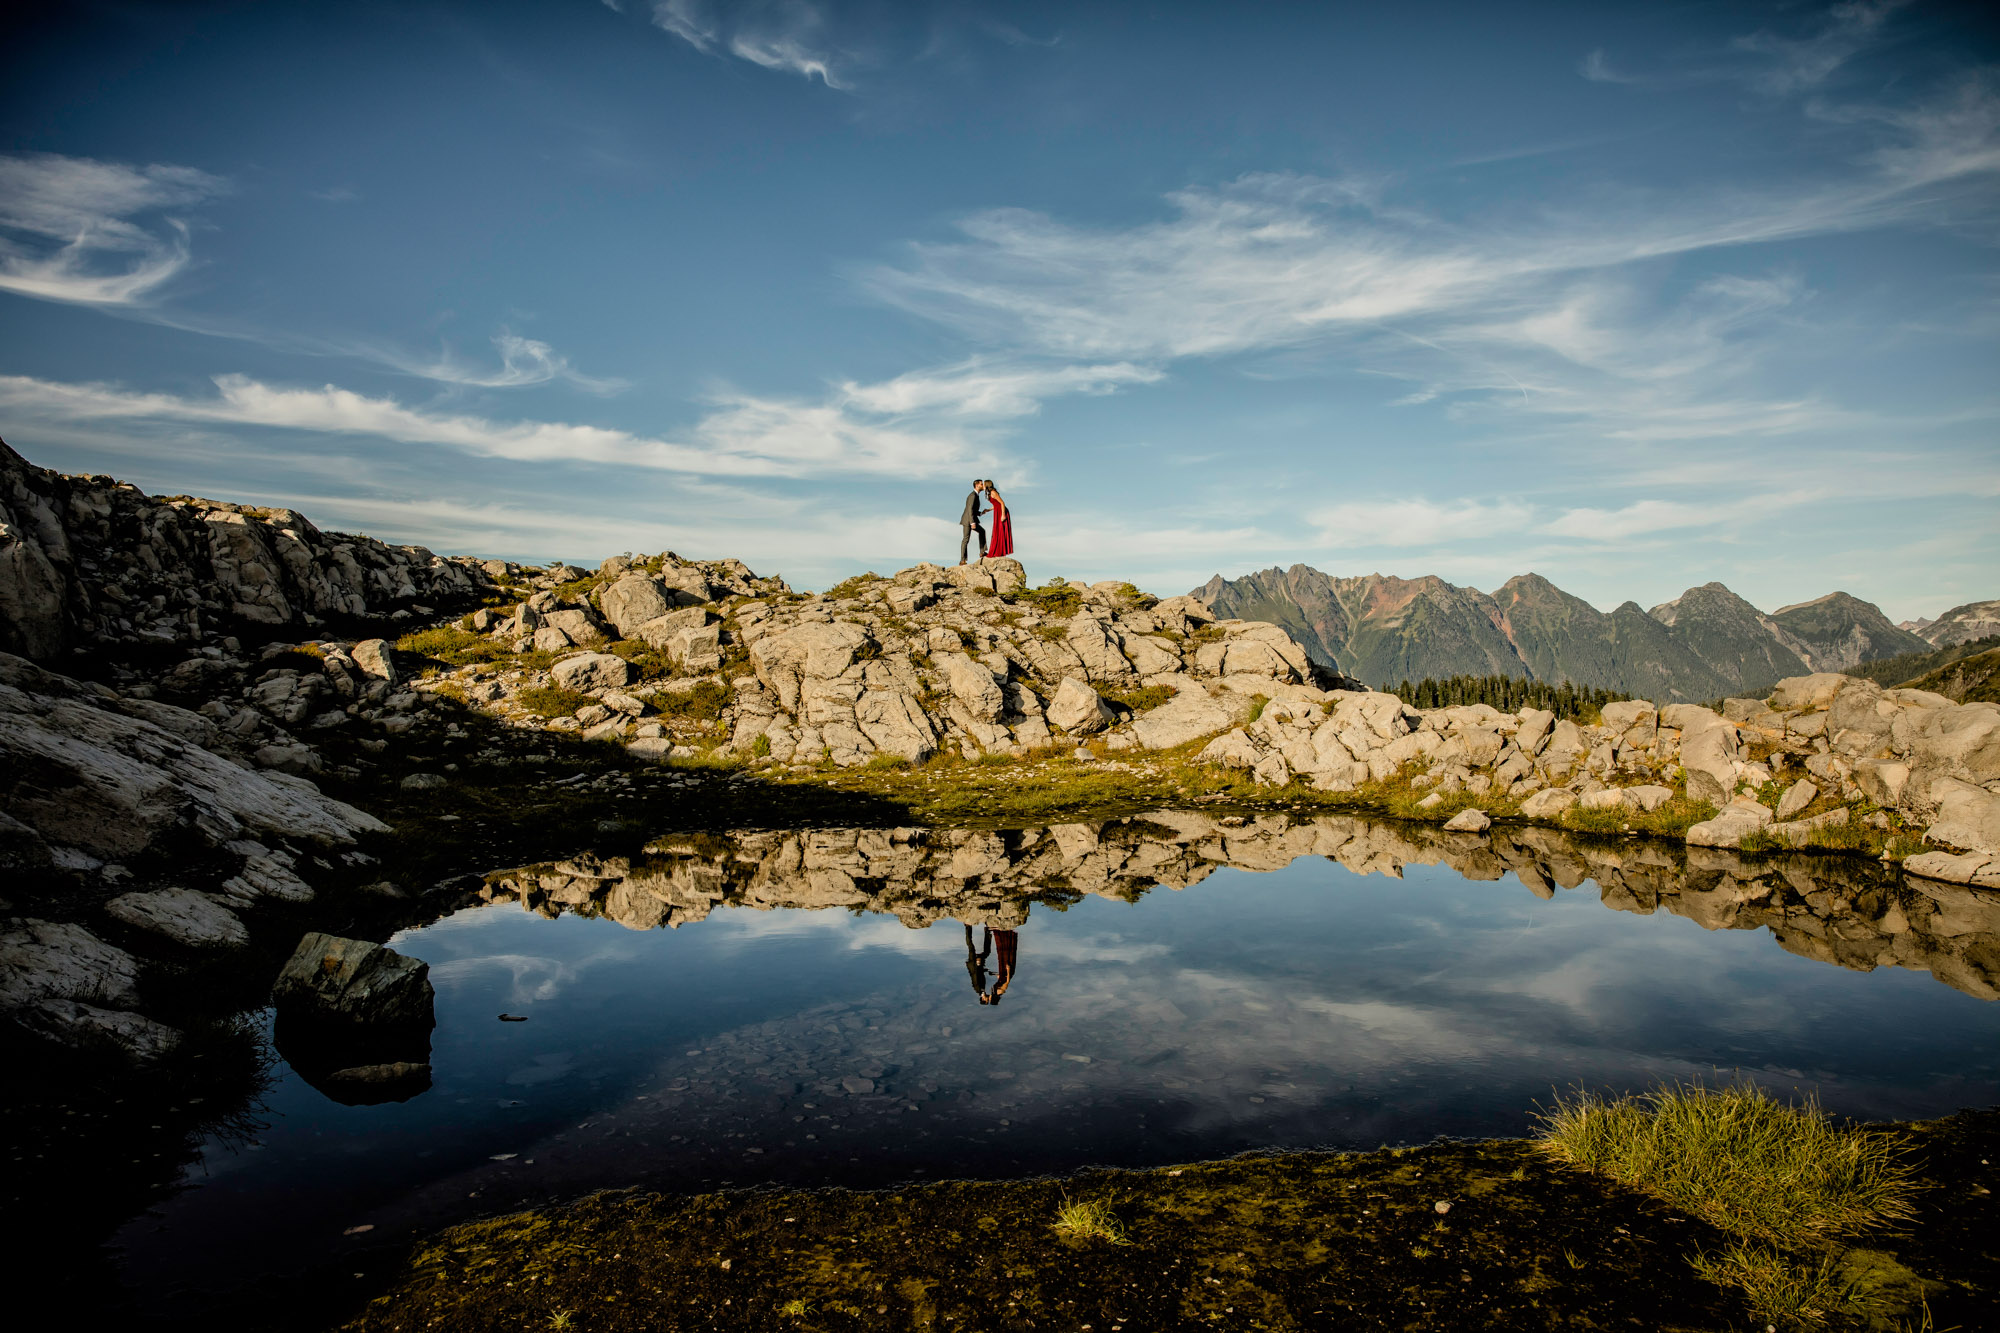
[
  {"xmin": 0, "ymin": 439, "xmax": 497, "ymax": 659},
  {"xmin": 482, "ymin": 814, "xmax": 2000, "ymax": 1001}
]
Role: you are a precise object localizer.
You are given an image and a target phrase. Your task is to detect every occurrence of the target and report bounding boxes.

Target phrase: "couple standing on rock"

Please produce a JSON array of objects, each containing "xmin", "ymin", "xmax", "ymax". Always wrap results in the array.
[{"xmin": 957, "ymin": 479, "xmax": 1015, "ymax": 564}]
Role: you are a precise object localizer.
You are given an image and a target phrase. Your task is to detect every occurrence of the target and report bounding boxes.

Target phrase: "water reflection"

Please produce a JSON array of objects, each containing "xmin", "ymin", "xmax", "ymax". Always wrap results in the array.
[
  {"xmin": 117, "ymin": 813, "xmax": 2000, "ymax": 1322},
  {"xmin": 484, "ymin": 814, "xmax": 2000, "ymax": 1002}
]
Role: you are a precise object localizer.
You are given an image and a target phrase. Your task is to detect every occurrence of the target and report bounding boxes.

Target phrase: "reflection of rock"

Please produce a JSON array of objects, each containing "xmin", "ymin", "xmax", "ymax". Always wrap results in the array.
[
  {"xmin": 480, "ymin": 814, "xmax": 2000, "ymax": 1002},
  {"xmin": 316, "ymin": 1060, "xmax": 434, "ymax": 1105},
  {"xmin": 271, "ymin": 932, "xmax": 435, "ymax": 1100}
]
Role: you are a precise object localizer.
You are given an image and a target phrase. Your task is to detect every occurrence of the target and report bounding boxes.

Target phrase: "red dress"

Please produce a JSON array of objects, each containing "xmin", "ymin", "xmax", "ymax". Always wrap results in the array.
[{"xmin": 984, "ymin": 495, "xmax": 1015, "ymax": 559}]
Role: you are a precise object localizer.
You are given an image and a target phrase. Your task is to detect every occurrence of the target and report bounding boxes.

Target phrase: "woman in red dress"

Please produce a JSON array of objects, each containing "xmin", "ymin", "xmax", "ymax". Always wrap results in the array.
[{"xmin": 982, "ymin": 481, "xmax": 1015, "ymax": 559}]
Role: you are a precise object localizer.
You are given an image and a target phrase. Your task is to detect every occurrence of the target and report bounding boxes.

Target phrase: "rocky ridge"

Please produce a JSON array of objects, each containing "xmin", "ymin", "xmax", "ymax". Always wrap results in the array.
[
  {"xmin": 1904, "ymin": 599, "xmax": 2000, "ymax": 649},
  {"xmin": 1196, "ymin": 564, "xmax": 1942, "ymax": 700},
  {"xmin": 1, "ymin": 440, "xmax": 500, "ymax": 661},
  {"xmin": 1189, "ymin": 671, "xmax": 2000, "ymax": 885}
]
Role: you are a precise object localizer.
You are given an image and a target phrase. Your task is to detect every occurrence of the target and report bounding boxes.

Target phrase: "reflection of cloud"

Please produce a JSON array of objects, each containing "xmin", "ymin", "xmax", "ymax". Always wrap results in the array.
[{"xmin": 429, "ymin": 954, "xmax": 581, "ymax": 1006}]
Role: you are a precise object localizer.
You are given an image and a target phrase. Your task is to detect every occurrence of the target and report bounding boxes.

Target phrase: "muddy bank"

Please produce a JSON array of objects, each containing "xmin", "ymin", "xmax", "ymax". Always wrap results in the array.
[{"xmin": 340, "ymin": 1110, "xmax": 1999, "ymax": 1333}]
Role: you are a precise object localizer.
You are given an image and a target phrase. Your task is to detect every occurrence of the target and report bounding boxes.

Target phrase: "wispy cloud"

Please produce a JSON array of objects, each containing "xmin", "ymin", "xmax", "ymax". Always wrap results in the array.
[
  {"xmin": 859, "ymin": 66, "xmax": 1999, "ymax": 452},
  {"xmin": 1310, "ymin": 498, "xmax": 1536, "ymax": 549},
  {"xmin": 0, "ymin": 371, "xmax": 976, "ymax": 479},
  {"xmin": 1584, "ymin": 1, "xmax": 1911, "ymax": 96},
  {"xmin": 0, "ymin": 153, "xmax": 227, "ymax": 307},
  {"xmin": 650, "ymin": 0, "xmax": 848, "ymax": 87},
  {"xmin": 397, "ymin": 332, "xmax": 628, "ymax": 393},
  {"xmin": 0, "ymin": 349, "xmax": 1164, "ymax": 484},
  {"xmin": 834, "ymin": 358, "xmax": 1161, "ymax": 417},
  {"xmin": 1729, "ymin": 0, "xmax": 1909, "ymax": 97}
]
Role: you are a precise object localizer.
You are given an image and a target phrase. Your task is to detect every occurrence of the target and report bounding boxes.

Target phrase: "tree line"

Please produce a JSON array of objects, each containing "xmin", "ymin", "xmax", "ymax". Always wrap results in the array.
[{"xmin": 1380, "ymin": 673, "xmax": 1632, "ymax": 720}]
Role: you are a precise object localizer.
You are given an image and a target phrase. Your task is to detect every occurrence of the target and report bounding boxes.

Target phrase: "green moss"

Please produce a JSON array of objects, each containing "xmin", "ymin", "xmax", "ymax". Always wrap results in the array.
[
  {"xmin": 608, "ymin": 639, "xmax": 671, "ymax": 679},
  {"xmin": 1098, "ymin": 683, "xmax": 1176, "ymax": 713},
  {"xmin": 397, "ymin": 626, "xmax": 512, "ymax": 667},
  {"xmin": 655, "ymin": 680, "xmax": 733, "ymax": 722},
  {"xmin": 1006, "ymin": 581, "xmax": 1083, "ymax": 619},
  {"xmin": 824, "ymin": 573, "xmax": 882, "ymax": 601},
  {"xmin": 515, "ymin": 684, "xmax": 593, "ymax": 718}
]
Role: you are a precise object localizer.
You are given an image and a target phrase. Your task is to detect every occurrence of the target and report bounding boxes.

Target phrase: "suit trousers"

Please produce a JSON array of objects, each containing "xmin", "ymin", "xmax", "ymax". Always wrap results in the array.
[{"xmin": 960, "ymin": 523, "xmax": 985, "ymax": 563}]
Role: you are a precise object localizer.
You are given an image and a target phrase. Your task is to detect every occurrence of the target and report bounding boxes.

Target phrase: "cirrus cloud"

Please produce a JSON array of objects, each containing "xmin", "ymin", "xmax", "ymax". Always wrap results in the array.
[{"xmin": 0, "ymin": 153, "xmax": 227, "ymax": 307}]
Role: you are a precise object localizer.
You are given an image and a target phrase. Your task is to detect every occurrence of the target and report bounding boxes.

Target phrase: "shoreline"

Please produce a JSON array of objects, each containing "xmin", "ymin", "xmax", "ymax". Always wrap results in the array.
[{"xmin": 335, "ymin": 1108, "xmax": 1999, "ymax": 1333}]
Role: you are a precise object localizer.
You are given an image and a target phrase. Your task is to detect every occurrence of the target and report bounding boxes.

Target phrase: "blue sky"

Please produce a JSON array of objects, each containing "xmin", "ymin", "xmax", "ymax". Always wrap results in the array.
[{"xmin": 1, "ymin": 1, "xmax": 1995, "ymax": 616}]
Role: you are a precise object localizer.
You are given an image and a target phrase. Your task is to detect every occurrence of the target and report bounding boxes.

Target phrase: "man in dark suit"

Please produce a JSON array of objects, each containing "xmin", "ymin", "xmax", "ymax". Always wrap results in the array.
[{"xmin": 958, "ymin": 480, "xmax": 987, "ymax": 564}]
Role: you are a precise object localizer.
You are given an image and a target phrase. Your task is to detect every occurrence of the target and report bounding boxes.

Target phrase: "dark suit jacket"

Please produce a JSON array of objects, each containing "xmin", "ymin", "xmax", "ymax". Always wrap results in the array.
[{"xmin": 960, "ymin": 491, "xmax": 986, "ymax": 527}]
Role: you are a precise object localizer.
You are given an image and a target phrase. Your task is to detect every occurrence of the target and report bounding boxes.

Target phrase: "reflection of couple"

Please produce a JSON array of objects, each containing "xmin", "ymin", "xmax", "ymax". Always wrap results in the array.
[
  {"xmin": 957, "ymin": 478, "xmax": 1015, "ymax": 565},
  {"xmin": 964, "ymin": 925, "xmax": 1018, "ymax": 1005}
]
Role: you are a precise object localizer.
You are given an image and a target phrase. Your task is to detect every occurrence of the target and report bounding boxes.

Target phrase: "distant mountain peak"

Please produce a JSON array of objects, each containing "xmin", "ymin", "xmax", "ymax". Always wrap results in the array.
[{"xmin": 1194, "ymin": 566, "xmax": 1935, "ymax": 701}]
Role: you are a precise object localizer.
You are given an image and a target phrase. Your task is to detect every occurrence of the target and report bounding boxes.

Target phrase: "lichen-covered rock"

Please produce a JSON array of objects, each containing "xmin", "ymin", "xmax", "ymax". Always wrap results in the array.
[{"xmin": 271, "ymin": 931, "xmax": 434, "ymax": 1029}]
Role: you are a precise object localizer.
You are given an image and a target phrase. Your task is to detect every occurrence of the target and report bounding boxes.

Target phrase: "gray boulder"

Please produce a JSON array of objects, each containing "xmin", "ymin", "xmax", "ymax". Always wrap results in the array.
[
  {"xmin": 1926, "ymin": 780, "xmax": 2000, "ymax": 857},
  {"xmin": 1046, "ymin": 678, "xmax": 1116, "ymax": 734},
  {"xmin": 1129, "ymin": 687, "xmax": 1237, "ymax": 750},
  {"xmin": 0, "ymin": 918, "xmax": 142, "ymax": 1009},
  {"xmin": 1520, "ymin": 788, "xmax": 1577, "ymax": 819},
  {"xmin": 598, "ymin": 575, "xmax": 676, "ymax": 638},
  {"xmin": 104, "ymin": 888, "xmax": 249, "ymax": 948},
  {"xmin": 634, "ymin": 606, "xmax": 716, "ymax": 651},
  {"xmin": 350, "ymin": 639, "xmax": 399, "ymax": 684},
  {"xmin": 550, "ymin": 652, "xmax": 634, "ymax": 693},
  {"xmin": 1674, "ymin": 708, "xmax": 1738, "ymax": 805},
  {"xmin": 14, "ymin": 998, "xmax": 182, "ymax": 1063},
  {"xmin": 940, "ymin": 652, "xmax": 1005, "ymax": 721},
  {"xmin": 272, "ymin": 931, "xmax": 434, "ymax": 1029},
  {"xmin": 1443, "ymin": 808, "xmax": 1491, "ymax": 832}
]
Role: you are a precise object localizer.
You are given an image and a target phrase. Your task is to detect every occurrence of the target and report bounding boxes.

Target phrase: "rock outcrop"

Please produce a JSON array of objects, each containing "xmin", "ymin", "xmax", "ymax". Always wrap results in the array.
[
  {"xmin": 0, "ymin": 439, "xmax": 499, "ymax": 661},
  {"xmin": 1184, "ymin": 670, "xmax": 2000, "ymax": 869},
  {"xmin": 0, "ymin": 646, "xmax": 387, "ymax": 1060},
  {"xmin": 482, "ymin": 814, "xmax": 2000, "ymax": 1001}
]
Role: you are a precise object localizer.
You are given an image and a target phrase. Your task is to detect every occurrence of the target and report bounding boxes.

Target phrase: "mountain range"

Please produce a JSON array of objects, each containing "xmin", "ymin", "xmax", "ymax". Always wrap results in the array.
[{"xmin": 1191, "ymin": 566, "xmax": 1980, "ymax": 703}]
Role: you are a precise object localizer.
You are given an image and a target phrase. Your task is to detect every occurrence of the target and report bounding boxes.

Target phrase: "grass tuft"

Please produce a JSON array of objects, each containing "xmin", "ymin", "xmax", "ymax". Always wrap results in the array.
[
  {"xmin": 398, "ymin": 625, "xmax": 512, "ymax": 667},
  {"xmin": 1535, "ymin": 1080, "xmax": 1916, "ymax": 1249},
  {"xmin": 1688, "ymin": 1242, "xmax": 1865, "ymax": 1330},
  {"xmin": 1050, "ymin": 1198, "xmax": 1128, "ymax": 1246}
]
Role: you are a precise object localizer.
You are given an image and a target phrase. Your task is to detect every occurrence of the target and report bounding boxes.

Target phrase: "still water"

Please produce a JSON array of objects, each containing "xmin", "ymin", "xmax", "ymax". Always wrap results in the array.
[{"xmin": 116, "ymin": 813, "xmax": 2000, "ymax": 1314}]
